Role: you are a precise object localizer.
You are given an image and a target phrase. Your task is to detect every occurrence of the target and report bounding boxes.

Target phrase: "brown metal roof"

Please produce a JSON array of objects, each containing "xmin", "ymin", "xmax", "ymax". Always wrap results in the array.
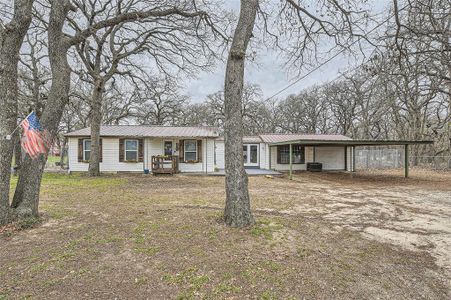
[
  {"xmin": 65, "ymin": 125, "xmax": 220, "ymax": 138},
  {"xmin": 216, "ymin": 136, "xmax": 262, "ymax": 143},
  {"xmin": 259, "ymin": 134, "xmax": 352, "ymax": 144}
]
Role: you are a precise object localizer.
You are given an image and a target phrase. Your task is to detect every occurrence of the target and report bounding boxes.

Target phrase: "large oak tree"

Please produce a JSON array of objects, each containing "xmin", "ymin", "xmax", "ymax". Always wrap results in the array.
[{"xmin": 0, "ymin": 0, "xmax": 34, "ymax": 225}]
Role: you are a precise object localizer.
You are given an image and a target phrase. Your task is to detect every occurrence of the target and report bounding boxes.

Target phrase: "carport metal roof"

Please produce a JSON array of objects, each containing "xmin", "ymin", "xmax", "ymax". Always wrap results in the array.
[{"xmin": 268, "ymin": 139, "xmax": 433, "ymax": 146}]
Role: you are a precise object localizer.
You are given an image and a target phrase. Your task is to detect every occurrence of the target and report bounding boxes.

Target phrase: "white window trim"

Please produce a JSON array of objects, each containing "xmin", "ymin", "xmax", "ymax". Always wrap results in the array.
[
  {"xmin": 124, "ymin": 139, "xmax": 139, "ymax": 162},
  {"xmin": 184, "ymin": 140, "xmax": 197, "ymax": 162},
  {"xmin": 83, "ymin": 139, "xmax": 91, "ymax": 161},
  {"xmin": 244, "ymin": 144, "xmax": 259, "ymax": 166}
]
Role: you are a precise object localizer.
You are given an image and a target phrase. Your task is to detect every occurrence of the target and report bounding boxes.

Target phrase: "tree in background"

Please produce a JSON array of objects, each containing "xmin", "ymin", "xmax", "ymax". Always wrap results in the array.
[
  {"xmin": 135, "ymin": 78, "xmax": 189, "ymax": 126},
  {"xmin": 0, "ymin": 0, "xmax": 34, "ymax": 225},
  {"xmin": 68, "ymin": 0, "xmax": 225, "ymax": 176}
]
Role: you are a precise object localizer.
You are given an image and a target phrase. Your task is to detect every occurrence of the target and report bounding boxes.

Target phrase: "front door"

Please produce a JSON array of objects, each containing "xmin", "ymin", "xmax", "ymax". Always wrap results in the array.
[
  {"xmin": 164, "ymin": 141, "xmax": 173, "ymax": 156},
  {"xmin": 243, "ymin": 144, "xmax": 259, "ymax": 167}
]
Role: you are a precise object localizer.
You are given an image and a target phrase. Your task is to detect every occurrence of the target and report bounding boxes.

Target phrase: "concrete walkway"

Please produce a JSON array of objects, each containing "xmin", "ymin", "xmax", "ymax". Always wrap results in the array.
[{"xmin": 210, "ymin": 169, "xmax": 282, "ymax": 176}]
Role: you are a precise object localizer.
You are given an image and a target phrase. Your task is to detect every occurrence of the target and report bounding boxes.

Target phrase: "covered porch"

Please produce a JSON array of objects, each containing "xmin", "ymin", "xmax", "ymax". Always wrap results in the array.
[{"xmin": 268, "ymin": 139, "xmax": 434, "ymax": 180}]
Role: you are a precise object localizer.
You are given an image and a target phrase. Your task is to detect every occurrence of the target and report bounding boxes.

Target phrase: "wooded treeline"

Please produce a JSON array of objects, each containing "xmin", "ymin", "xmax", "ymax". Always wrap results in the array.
[
  {"xmin": 1, "ymin": 0, "xmax": 449, "ymax": 226},
  {"xmin": 57, "ymin": 59, "xmax": 450, "ymax": 159},
  {"xmin": 53, "ymin": 1, "xmax": 451, "ymax": 160}
]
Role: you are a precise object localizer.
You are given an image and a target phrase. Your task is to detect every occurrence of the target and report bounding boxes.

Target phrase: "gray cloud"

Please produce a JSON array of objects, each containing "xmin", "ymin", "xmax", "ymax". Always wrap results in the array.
[{"xmin": 184, "ymin": 0, "xmax": 391, "ymax": 102}]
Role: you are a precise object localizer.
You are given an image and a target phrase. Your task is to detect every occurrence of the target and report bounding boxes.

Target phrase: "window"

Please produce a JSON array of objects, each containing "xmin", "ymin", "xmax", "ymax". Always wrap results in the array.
[
  {"xmin": 243, "ymin": 146, "xmax": 248, "ymax": 162},
  {"xmin": 249, "ymin": 145, "xmax": 258, "ymax": 163},
  {"xmin": 83, "ymin": 139, "xmax": 91, "ymax": 161},
  {"xmin": 277, "ymin": 144, "xmax": 305, "ymax": 164},
  {"xmin": 184, "ymin": 140, "xmax": 197, "ymax": 161},
  {"xmin": 125, "ymin": 139, "xmax": 138, "ymax": 161}
]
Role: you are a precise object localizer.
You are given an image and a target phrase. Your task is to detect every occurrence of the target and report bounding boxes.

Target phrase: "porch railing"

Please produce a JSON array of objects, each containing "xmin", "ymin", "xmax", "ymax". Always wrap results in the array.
[{"xmin": 151, "ymin": 155, "xmax": 179, "ymax": 175}]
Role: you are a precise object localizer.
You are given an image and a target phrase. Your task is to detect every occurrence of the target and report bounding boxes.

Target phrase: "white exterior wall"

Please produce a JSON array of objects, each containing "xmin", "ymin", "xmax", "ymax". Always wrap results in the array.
[
  {"xmin": 144, "ymin": 138, "xmax": 163, "ymax": 170},
  {"xmin": 214, "ymin": 141, "xmax": 268, "ymax": 170},
  {"xmin": 346, "ymin": 146, "xmax": 353, "ymax": 171},
  {"xmin": 314, "ymin": 146, "xmax": 346, "ymax": 170},
  {"xmin": 68, "ymin": 137, "xmax": 144, "ymax": 172},
  {"xmin": 69, "ymin": 136, "xmax": 349, "ymax": 173},
  {"xmin": 259, "ymin": 143, "xmax": 268, "ymax": 169},
  {"xmin": 267, "ymin": 145, "xmax": 346, "ymax": 171},
  {"xmin": 178, "ymin": 138, "xmax": 215, "ymax": 173},
  {"xmin": 68, "ymin": 137, "xmax": 215, "ymax": 173},
  {"xmin": 214, "ymin": 140, "xmax": 225, "ymax": 170}
]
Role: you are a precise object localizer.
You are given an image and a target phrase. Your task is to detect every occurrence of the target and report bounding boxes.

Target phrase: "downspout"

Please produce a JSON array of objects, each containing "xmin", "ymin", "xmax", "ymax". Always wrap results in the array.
[
  {"xmin": 344, "ymin": 146, "xmax": 348, "ymax": 171},
  {"xmin": 144, "ymin": 138, "xmax": 148, "ymax": 173},
  {"xmin": 313, "ymin": 146, "xmax": 316, "ymax": 162},
  {"xmin": 404, "ymin": 144, "xmax": 409, "ymax": 178},
  {"xmin": 205, "ymin": 138, "xmax": 207, "ymax": 175},
  {"xmin": 67, "ymin": 138, "xmax": 70, "ymax": 174},
  {"xmin": 289, "ymin": 143, "xmax": 293, "ymax": 180},
  {"xmin": 269, "ymin": 145, "xmax": 272, "ymax": 170},
  {"xmin": 214, "ymin": 139, "xmax": 216, "ymax": 169}
]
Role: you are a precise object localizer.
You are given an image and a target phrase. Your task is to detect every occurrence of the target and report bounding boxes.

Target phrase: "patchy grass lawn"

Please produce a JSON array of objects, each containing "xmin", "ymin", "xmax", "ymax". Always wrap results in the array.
[{"xmin": 1, "ymin": 169, "xmax": 450, "ymax": 299}]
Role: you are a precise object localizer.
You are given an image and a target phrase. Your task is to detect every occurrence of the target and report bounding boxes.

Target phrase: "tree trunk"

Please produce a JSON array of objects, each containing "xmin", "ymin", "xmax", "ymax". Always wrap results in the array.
[
  {"xmin": 12, "ymin": 0, "xmax": 72, "ymax": 218},
  {"xmin": 13, "ymin": 131, "xmax": 22, "ymax": 170},
  {"xmin": 59, "ymin": 137, "xmax": 67, "ymax": 169},
  {"xmin": 88, "ymin": 79, "xmax": 104, "ymax": 176},
  {"xmin": 223, "ymin": 0, "xmax": 257, "ymax": 227},
  {"xmin": 0, "ymin": 0, "xmax": 33, "ymax": 225}
]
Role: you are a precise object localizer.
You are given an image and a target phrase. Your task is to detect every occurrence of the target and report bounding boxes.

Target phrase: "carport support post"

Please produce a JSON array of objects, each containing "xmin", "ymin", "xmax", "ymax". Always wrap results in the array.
[
  {"xmin": 289, "ymin": 143, "xmax": 293, "ymax": 180},
  {"xmin": 404, "ymin": 144, "xmax": 409, "ymax": 178}
]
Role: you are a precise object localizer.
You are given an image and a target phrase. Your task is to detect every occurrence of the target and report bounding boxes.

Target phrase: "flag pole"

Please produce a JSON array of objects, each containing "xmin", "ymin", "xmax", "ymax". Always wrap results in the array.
[{"xmin": 4, "ymin": 111, "xmax": 34, "ymax": 140}]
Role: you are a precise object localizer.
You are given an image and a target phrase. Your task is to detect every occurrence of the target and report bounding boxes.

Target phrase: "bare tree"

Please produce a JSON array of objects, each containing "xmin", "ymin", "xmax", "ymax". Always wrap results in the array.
[
  {"xmin": 222, "ymin": 0, "xmax": 369, "ymax": 227},
  {"xmin": 14, "ymin": 26, "xmax": 51, "ymax": 168},
  {"xmin": 136, "ymin": 78, "xmax": 189, "ymax": 125},
  {"xmin": 277, "ymin": 86, "xmax": 329, "ymax": 134},
  {"xmin": 0, "ymin": 0, "xmax": 33, "ymax": 225},
  {"xmin": 223, "ymin": 0, "xmax": 258, "ymax": 227},
  {"xmin": 67, "ymin": 0, "xmax": 224, "ymax": 176},
  {"xmin": 12, "ymin": 0, "xmax": 226, "ymax": 220},
  {"xmin": 203, "ymin": 83, "xmax": 266, "ymax": 134},
  {"xmin": 388, "ymin": 0, "xmax": 451, "ymax": 158},
  {"xmin": 391, "ymin": 0, "xmax": 450, "ymax": 101}
]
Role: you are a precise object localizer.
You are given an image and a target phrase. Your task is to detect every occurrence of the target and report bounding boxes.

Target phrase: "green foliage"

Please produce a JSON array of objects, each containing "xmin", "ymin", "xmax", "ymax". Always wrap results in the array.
[
  {"xmin": 164, "ymin": 267, "xmax": 210, "ymax": 299},
  {"xmin": 134, "ymin": 275, "xmax": 148, "ymax": 285},
  {"xmin": 297, "ymin": 247, "xmax": 312, "ymax": 259},
  {"xmin": 259, "ymin": 290, "xmax": 277, "ymax": 300},
  {"xmin": 213, "ymin": 282, "xmax": 241, "ymax": 295},
  {"xmin": 250, "ymin": 220, "xmax": 284, "ymax": 240},
  {"xmin": 134, "ymin": 246, "xmax": 159, "ymax": 256}
]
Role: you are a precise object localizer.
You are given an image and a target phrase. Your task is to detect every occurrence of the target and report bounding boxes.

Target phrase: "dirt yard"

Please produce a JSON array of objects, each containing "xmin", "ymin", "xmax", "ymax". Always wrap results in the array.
[{"xmin": 1, "ymin": 169, "xmax": 450, "ymax": 299}]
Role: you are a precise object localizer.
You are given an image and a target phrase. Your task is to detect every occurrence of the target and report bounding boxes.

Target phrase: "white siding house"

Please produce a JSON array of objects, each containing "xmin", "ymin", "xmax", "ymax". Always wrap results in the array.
[
  {"xmin": 66, "ymin": 126, "xmax": 354, "ymax": 174},
  {"xmin": 68, "ymin": 137, "xmax": 144, "ymax": 172},
  {"xmin": 66, "ymin": 126, "xmax": 218, "ymax": 174}
]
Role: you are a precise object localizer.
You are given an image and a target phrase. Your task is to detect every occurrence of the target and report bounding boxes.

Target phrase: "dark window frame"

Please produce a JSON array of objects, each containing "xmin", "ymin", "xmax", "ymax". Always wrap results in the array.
[
  {"xmin": 277, "ymin": 144, "xmax": 305, "ymax": 164},
  {"xmin": 184, "ymin": 139, "xmax": 197, "ymax": 162}
]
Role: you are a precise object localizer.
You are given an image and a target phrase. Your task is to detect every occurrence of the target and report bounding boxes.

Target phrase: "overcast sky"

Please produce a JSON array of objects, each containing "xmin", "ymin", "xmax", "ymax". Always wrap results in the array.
[{"xmin": 184, "ymin": 0, "xmax": 392, "ymax": 103}]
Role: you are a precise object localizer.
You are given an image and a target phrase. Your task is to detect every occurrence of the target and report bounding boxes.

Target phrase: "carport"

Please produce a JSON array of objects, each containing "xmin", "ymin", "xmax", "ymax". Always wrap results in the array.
[{"xmin": 269, "ymin": 139, "xmax": 434, "ymax": 179}]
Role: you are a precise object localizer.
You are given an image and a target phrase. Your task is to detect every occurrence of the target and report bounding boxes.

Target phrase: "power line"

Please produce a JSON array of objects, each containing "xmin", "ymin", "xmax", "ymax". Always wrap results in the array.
[{"xmin": 264, "ymin": 3, "xmax": 407, "ymax": 102}]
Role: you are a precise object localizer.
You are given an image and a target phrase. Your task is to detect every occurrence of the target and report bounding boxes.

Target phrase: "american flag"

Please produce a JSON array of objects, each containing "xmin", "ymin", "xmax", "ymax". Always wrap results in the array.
[{"xmin": 20, "ymin": 112, "xmax": 52, "ymax": 159}]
